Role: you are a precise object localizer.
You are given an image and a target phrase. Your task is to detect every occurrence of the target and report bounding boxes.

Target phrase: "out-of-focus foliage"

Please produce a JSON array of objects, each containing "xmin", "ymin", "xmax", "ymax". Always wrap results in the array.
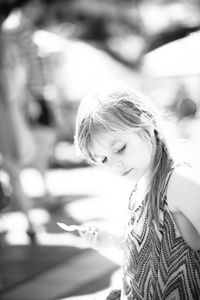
[
  {"xmin": 0, "ymin": 0, "xmax": 200, "ymax": 68},
  {"xmin": 43, "ymin": 0, "xmax": 200, "ymax": 67}
]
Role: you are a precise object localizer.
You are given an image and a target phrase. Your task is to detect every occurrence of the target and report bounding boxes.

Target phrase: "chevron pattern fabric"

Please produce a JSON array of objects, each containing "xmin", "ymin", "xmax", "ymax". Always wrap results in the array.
[{"xmin": 122, "ymin": 173, "xmax": 200, "ymax": 300}]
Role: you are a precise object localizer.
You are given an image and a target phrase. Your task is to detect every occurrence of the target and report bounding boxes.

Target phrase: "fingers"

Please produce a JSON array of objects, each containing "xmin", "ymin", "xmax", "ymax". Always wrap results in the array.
[
  {"xmin": 79, "ymin": 226, "xmax": 100, "ymax": 247},
  {"xmin": 87, "ymin": 227, "xmax": 99, "ymax": 243}
]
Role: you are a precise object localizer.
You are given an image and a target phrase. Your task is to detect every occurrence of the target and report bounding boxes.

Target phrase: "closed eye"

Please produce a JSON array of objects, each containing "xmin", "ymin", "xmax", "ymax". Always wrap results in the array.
[
  {"xmin": 102, "ymin": 157, "xmax": 107, "ymax": 164},
  {"xmin": 118, "ymin": 144, "xmax": 126, "ymax": 153}
]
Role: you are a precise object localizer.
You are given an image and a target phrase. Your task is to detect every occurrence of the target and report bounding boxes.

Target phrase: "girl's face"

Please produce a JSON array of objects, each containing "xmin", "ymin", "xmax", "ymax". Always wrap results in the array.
[{"xmin": 90, "ymin": 129, "xmax": 154, "ymax": 182}]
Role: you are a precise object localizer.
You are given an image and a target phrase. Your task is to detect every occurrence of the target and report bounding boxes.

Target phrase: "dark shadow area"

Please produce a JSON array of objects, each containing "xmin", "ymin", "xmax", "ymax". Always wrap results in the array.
[
  {"xmin": 59, "ymin": 266, "xmax": 119, "ymax": 299},
  {"xmin": 0, "ymin": 245, "xmax": 88, "ymax": 294}
]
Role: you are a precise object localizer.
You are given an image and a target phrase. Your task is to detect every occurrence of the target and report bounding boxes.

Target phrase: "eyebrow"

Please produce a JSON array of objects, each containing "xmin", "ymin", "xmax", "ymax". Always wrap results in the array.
[
  {"xmin": 110, "ymin": 139, "xmax": 123, "ymax": 149},
  {"xmin": 110, "ymin": 140, "xmax": 117, "ymax": 147}
]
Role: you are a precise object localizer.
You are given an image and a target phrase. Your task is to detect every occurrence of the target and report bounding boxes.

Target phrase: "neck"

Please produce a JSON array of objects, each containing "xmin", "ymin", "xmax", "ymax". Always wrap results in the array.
[{"xmin": 139, "ymin": 168, "xmax": 153, "ymax": 194}]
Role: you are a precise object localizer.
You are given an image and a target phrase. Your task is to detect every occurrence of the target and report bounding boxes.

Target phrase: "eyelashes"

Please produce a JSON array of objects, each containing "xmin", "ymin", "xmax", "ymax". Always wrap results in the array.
[
  {"xmin": 101, "ymin": 144, "xmax": 126, "ymax": 164},
  {"xmin": 118, "ymin": 144, "xmax": 126, "ymax": 153},
  {"xmin": 102, "ymin": 157, "xmax": 107, "ymax": 164}
]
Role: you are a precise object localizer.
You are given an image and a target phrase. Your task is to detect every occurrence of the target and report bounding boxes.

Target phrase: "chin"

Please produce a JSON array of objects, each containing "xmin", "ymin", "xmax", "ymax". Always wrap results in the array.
[
  {"xmin": 125, "ymin": 172, "xmax": 138, "ymax": 182},
  {"xmin": 129, "ymin": 171, "xmax": 145, "ymax": 183}
]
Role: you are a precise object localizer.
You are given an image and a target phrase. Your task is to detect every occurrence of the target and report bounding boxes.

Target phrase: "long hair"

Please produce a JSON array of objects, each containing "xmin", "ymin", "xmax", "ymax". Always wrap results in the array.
[{"xmin": 75, "ymin": 82, "xmax": 174, "ymax": 226}]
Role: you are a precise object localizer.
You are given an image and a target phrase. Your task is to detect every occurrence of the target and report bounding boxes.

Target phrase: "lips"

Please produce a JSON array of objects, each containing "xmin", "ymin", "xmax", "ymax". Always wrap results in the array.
[{"xmin": 122, "ymin": 168, "xmax": 133, "ymax": 176}]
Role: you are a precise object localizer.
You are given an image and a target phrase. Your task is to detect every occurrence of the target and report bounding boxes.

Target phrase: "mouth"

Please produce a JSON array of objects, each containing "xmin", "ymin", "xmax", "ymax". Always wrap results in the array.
[{"xmin": 122, "ymin": 168, "xmax": 133, "ymax": 176}]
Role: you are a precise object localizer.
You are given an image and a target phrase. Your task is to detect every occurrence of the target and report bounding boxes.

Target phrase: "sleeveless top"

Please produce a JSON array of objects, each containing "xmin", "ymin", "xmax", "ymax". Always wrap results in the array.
[{"xmin": 122, "ymin": 167, "xmax": 200, "ymax": 300}]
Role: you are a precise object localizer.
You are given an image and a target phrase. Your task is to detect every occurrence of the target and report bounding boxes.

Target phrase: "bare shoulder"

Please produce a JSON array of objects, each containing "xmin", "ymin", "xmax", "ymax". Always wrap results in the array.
[{"xmin": 167, "ymin": 164, "xmax": 200, "ymax": 212}]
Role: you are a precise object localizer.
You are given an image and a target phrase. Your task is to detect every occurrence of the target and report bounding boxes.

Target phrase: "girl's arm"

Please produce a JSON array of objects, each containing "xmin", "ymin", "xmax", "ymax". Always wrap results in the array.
[{"xmin": 167, "ymin": 166, "xmax": 200, "ymax": 239}]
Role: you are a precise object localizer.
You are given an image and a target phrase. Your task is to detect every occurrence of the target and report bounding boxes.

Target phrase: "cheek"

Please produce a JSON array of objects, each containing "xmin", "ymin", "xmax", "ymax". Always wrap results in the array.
[
  {"xmin": 143, "ymin": 146, "xmax": 154, "ymax": 172},
  {"xmin": 135, "ymin": 141, "xmax": 153, "ymax": 165}
]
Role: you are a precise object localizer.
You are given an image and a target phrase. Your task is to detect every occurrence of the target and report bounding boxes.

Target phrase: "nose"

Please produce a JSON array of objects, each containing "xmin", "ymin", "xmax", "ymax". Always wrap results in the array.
[{"xmin": 113, "ymin": 161, "xmax": 123, "ymax": 174}]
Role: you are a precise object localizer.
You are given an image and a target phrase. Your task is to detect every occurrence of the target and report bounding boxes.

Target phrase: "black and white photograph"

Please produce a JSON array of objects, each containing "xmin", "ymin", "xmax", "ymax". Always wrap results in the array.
[{"xmin": 0, "ymin": 1, "xmax": 200, "ymax": 299}]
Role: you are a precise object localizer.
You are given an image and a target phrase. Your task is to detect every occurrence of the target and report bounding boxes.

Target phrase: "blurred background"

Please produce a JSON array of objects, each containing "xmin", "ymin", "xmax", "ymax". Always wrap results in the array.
[{"xmin": 1, "ymin": 0, "xmax": 200, "ymax": 299}]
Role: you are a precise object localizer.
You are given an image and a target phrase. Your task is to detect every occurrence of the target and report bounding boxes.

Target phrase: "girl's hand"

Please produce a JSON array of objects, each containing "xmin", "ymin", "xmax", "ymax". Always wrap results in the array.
[{"xmin": 79, "ymin": 226, "xmax": 119, "ymax": 249}]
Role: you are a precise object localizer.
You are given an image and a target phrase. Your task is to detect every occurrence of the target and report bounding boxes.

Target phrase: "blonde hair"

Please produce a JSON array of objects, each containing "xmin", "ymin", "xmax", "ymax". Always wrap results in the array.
[{"xmin": 75, "ymin": 82, "xmax": 174, "ymax": 225}]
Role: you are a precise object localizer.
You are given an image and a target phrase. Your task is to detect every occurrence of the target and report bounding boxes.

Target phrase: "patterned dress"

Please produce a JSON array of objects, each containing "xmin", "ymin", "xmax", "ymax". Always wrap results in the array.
[{"xmin": 122, "ymin": 170, "xmax": 200, "ymax": 300}]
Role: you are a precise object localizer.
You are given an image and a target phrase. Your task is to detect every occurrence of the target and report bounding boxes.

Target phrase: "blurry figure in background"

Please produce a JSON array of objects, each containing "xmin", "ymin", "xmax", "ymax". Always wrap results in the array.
[
  {"xmin": 172, "ymin": 84, "xmax": 200, "ymax": 144},
  {"xmin": 169, "ymin": 84, "xmax": 197, "ymax": 121},
  {"xmin": 177, "ymin": 96, "xmax": 198, "ymax": 139},
  {"xmin": 3, "ymin": 0, "xmax": 59, "ymax": 209},
  {"xmin": 178, "ymin": 97, "xmax": 197, "ymax": 120},
  {"xmin": 0, "ymin": 153, "xmax": 12, "ymax": 247},
  {"xmin": 0, "ymin": 154, "xmax": 12, "ymax": 213},
  {"xmin": 167, "ymin": 83, "xmax": 199, "ymax": 140},
  {"xmin": 0, "ymin": 3, "xmax": 39, "ymax": 243},
  {"xmin": 75, "ymin": 82, "xmax": 200, "ymax": 299},
  {"xmin": 2, "ymin": 0, "xmax": 48, "ymax": 105},
  {"xmin": 0, "ymin": 154, "xmax": 12, "ymax": 289}
]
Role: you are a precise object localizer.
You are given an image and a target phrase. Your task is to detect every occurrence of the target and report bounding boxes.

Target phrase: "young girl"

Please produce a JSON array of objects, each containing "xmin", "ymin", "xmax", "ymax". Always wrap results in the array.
[{"xmin": 74, "ymin": 82, "xmax": 200, "ymax": 300}]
